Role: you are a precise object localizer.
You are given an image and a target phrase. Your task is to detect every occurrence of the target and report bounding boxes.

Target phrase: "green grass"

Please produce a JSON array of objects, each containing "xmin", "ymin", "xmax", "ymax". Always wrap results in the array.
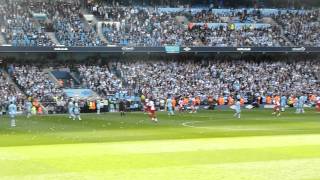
[{"xmin": 0, "ymin": 109, "xmax": 320, "ymax": 180}]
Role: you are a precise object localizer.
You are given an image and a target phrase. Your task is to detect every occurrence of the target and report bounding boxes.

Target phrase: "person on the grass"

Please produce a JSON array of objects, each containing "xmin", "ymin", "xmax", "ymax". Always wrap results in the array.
[
  {"xmin": 296, "ymin": 95, "xmax": 305, "ymax": 114},
  {"xmin": 25, "ymin": 99, "xmax": 32, "ymax": 118},
  {"xmin": 233, "ymin": 98, "xmax": 241, "ymax": 119},
  {"xmin": 272, "ymin": 99, "xmax": 281, "ymax": 117},
  {"xmin": 147, "ymin": 98, "xmax": 158, "ymax": 122},
  {"xmin": 280, "ymin": 95, "xmax": 287, "ymax": 112},
  {"xmin": 73, "ymin": 101, "xmax": 82, "ymax": 121},
  {"xmin": 316, "ymin": 96, "xmax": 320, "ymax": 112},
  {"xmin": 119, "ymin": 99, "xmax": 126, "ymax": 116},
  {"xmin": 96, "ymin": 99, "xmax": 102, "ymax": 115},
  {"xmin": 189, "ymin": 97, "xmax": 196, "ymax": 114},
  {"xmin": 143, "ymin": 99, "xmax": 149, "ymax": 114},
  {"xmin": 166, "ymin": 96, "xmax": 174, "ymax": 116},
  {"xmin": 68, "ymin": 99, "xmax": 75, "ymax": 119},
  {"xmin": 178, "ymin": 98, "xmax": 184, "ymax": 112},
  {"xmin": 8, "ymin": 101, "xmax": 17, "ymax": 127}
]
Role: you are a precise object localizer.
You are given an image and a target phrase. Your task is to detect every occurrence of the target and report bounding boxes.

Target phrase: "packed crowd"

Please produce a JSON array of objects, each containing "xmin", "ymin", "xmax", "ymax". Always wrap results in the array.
[
  {"xmin": 0, "ymin": 0, "xmax": 101, "ymax": 47},
  {"xmin": 100, "ymin": 6, "xmax": 287, "ymax": 47},
  {"xmin": 0, "ymin": 69, "xmax": 24, "ymax": 112},
  {"xmin": 10, "ymin": 65, "xmax": 65, "ymax": 109},
  {"xmin": 52, "ymin": 0, "xmax": 102, "ymax": 46},
  {"xmin": 82, "ymin": 59, "xmax": 319, "ymax": 102},
  {"xmin": 78, "ymin": 65, "xmax": 123, "ymax": 96},
  {"xmin": 184, "ymin": 24, "xmax": 286, "ymax": 47},
  {"xmin": 0, "ymin": 0, "xmax": 54, "ymax": 46},
  {"xmin": 1, "ymin": 0, "xmax": 315, "ymax": 47},
  {"xmin": 0, "ymin": 58, "xmax": 318, "ymax": 114},
  {"xmin": 274, "ymin": 10, "xmax": 320, "ymax": 46}
]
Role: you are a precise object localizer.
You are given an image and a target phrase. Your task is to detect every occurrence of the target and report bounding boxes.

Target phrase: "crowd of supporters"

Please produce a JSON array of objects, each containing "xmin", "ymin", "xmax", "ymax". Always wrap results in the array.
[
  {"xmin": 99, "ymin": 6, "xmax": 287, "ymax": 47},
  {"xmin": 76, "ymin": 59, "xmax": 319, "ymax": 104},
  {"xmin": 9, "ymin": 65, "xmax": 64, "ymax": 110},
  {"xmin": 52, "ymin": 0, "xmax": 102, "ymax": 46},
  {"xmin": 274, "ymin": 10, "xmax": 320, "ymax": 46},
  {"xmin": 0, "ymin": 0, "xmax": 54, "ymax": 46},
  {"xmin": 0, "ymin": 0, "xmax": 318, "ymax": 47},
  {"xmin": 0, "ymin": 0, "xmax": 101, "ymax": 47},
  {"xmin": 0, "ymin": 69, "xmax": 24, "ymax": 113},
  {"xmin": 78, "ymin": 65, "xmax": 122, "ymax": 96},
  {"xmin": 0, "ymin": 57, "xmax": 318, "ymax": 114}
]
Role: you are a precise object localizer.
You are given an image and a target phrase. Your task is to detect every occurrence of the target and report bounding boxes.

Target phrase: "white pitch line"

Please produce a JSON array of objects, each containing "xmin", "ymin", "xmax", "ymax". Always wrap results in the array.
[
  {"xmin": 181, "ymin": 121, "xmax": 200, "ymax": 128},
  {"xmin": 181, "ymin": 121, "xmax": 308, "ymax": 132}
]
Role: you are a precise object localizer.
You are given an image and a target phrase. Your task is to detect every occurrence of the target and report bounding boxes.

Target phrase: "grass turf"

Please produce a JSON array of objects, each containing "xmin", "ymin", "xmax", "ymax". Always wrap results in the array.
[{"xmin": 0, "ymin": 109, "xmax": 320, "ymax": 180}]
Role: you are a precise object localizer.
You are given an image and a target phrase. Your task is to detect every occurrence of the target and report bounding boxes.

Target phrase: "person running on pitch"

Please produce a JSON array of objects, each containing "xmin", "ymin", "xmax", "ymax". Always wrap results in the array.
[
  {"xmin": 68, "ymin": 99, "xmax": 75, "ymax": 119},
  {"xmin": 25, "ymin": 98, "xmax": 32, "ymax": 119},
  {"xmin": 272, "ymin": 100, "xmax": 281, "ymax": 117},
  {"xmin": 8, "ymin": 101, "xmax": 17, "ymax": 127},
  {"xmin": 73, "ymin": 101, "xmax": 82, "ymax": 121},
  {"xmin": 119, "ymin": 99, "xmax": 126, "ymax": 116},
  {"xmin": 280, "ymin": 95, "xmax": 287, "ymax": 112},
  {"xmin": 96, "ymin": 99, "xmax": 102, "ymax": 115},
  {"xmin": 233, "ymin": 98, "xmax": 241, "ymax": 119},
  {"xmin": 166, "ymin": 96, "xmax": 174, "ymax": 116},
  {"xmin": 147, "ymin": 98, "xmax": 158, "ymax": 122}
]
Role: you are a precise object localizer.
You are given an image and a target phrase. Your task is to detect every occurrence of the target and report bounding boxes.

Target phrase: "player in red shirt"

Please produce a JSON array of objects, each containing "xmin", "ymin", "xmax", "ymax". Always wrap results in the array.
[
  {"xmin": 272, "ymin": 100, "xmax": 281, "ymax": 117},
  {"xmin": 316, "ymin": 97, "xmax": 320, "ymax": 112},
  {"xmin": 143, "ymin": 99, "xmax": 150, "ymax": 114}
]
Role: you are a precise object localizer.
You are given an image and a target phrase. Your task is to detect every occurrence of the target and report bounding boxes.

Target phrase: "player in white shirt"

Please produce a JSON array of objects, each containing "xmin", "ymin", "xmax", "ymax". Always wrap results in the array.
[
  {"xmin": 178, "ymin": 98, "xmax": 184, "ymax": 112},
  {"xmin": 96, "ymin": 99, "xmax": 102, "ymax": 115},
  {"xmin": 233, "ymin": 98, "xmax": 241, "ymax": 119},
  {"xmin": 147, "ymin": 98, "xmax": 158, "ymax": 122},
  {"xmin": 73, "ymin": 101, "xmax": 82, "ymax": 121}
]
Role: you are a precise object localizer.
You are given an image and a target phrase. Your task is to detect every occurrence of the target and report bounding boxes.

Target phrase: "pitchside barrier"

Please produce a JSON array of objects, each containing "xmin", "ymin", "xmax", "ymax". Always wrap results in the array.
[
  {"xmin": 63, "ymin": 89, "xmax": 97, "ymax": 99},
  {"xmin": 203, "ymin": 105, "xmax": 313, "ymax": 110},
  {"xmin": 264, "ymin": 104, "xmax": 312, "ymax": 109},
  {"xmin": 0, "ymin": 46, "xmax": 318, "ymax": 53}
]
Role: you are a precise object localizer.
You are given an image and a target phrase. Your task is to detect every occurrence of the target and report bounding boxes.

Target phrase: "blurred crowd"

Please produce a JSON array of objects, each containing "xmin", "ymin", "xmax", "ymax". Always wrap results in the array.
[
  {"xmin": 52, "ymin": 0, "xmax": 102, "ymax": 46},
  {"xmin": 274, "ymin": 10, "xmax": 320, "ymax": 47},
  {"xmin": 0, "ymin": 58, "xmax": 318, "ymax": 114},
  {"xmin": 0, "ymin": 0, "xmax": 54, "ymax": 46},
  {"xmin": 77, "ymin": 59, "xmax": 320, "ymax": 103},
  {"xmin": 100, "ymin": 6, "xmax": 287, "ymax": 47},
  {"xmin": 0, "ymin": 70, "xmax": 24, "ymax": 113},
  {"xmin": 78, "ymin": 65, "xmax": 122, "ymax": 96},
  {"xmin": 0, "ymin": 0, "xmax": 318, "ymax": 47},
  {"xmin": 10, "ymin": 65, "xmax": 64, "ymax": 109}
]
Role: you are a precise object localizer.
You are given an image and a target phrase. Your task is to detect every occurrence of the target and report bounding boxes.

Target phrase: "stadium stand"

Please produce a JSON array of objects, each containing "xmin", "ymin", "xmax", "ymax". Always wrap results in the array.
[
  {"xmin": 78, "ymin": 65, "xmax": 123, "ymax": 96},
  {"xmin": 0, "ymin": 1, "xmax": 319, "ymax": 114},
  {"xmin": 10, "ymin": 65, "xmax": 65, "ymax": 111},
  {"xmin": 0, "ymin": 0, "xmax": 318, "ymax": 47},
  {"xmin": 51, "ymin": 0, "xmax": 102, "ymax": 46},
  {"xmin": 99, "ymin": 59, "xmax": 320, "ymax": 100},
  {"xmin": 0, "ymin": 0, "xmax": 54, "ymax": 46},
  {"xmin": 0, "ymin": 69, "xmax": 24, "ymax": 109},
  {"xmin": 273, "ymin": 10, "xmax": 320, "ymax": 46},
  {"xmin": 0, "ymin": 57, "xmax": 318, "ymax": 115}
]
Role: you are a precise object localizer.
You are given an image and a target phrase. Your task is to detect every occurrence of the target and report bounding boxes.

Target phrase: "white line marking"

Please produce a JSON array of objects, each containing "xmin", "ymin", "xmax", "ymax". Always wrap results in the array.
[
  {"xmin": 181, "ymin": 121, "xmax": 308, "ymax": 132},
  {"xmin": 181, "ymin": 121, "xmax": 200, "ymax": 128}
]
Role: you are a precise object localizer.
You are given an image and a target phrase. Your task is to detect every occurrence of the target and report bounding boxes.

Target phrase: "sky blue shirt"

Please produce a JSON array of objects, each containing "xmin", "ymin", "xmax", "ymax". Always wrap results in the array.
[{"xmin": 9, "ymin": 104, "xmax": 17, "ymax": 116}]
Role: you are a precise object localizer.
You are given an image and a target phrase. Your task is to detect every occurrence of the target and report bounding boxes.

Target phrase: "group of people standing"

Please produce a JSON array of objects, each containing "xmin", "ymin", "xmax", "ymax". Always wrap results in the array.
[{"xmin": 67, "ymin": 100, "xmax": 83, "ymax": 121}]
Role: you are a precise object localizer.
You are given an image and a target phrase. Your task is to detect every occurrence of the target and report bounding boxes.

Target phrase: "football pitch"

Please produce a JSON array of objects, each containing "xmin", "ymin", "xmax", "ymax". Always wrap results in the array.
[{"xmin": 0, "ymin": 109, "xmax": 320, "ymax": 180}]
